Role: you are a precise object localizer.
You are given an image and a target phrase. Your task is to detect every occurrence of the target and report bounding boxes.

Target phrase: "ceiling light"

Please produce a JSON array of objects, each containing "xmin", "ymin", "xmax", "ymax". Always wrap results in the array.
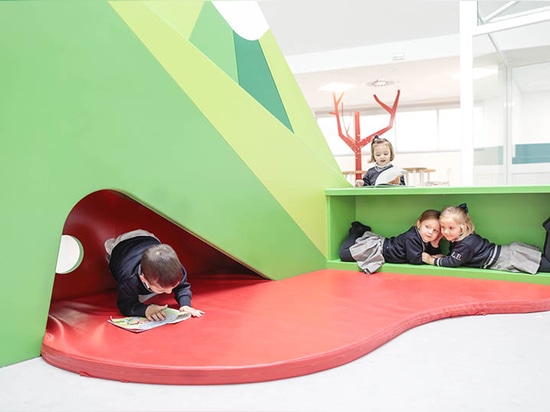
[
  {"xmin": 451, "ymin": 67, "xmax": 498, "ymax": 80},
  {"xmin": 365, "ymin": 79, "xmax": 396, "ymax": 88},
  {"xmin": 392, "ymin": 53, "xmax": 405, "ymax": 62},
  {"xmin": 318, "ymin": 82, "xmax": 357, "ymax": 92}
]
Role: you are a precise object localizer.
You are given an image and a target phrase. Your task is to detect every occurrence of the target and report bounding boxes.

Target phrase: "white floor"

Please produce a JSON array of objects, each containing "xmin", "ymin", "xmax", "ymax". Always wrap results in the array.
[{"xmin": 2, "ymin": 311, "xmax": 550, "ymax": 412}]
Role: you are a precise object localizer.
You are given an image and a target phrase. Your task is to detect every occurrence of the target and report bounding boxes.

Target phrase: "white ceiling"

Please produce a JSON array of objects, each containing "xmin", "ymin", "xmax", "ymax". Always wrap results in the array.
[
  {"xmin": 257, "ymin": 0, "xmax": 461, "ymax": 113},
  {"xmin": 257, "ymin": 1, "xmax": 460, "ymax": 55},
  {"xmin": 257, "ymin": 1, "xmax": 550, "ymax": 114}
]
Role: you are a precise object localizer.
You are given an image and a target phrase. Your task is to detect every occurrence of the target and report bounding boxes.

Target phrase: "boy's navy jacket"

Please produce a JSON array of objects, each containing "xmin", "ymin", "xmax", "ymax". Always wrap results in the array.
[{"xmin": 109, "ymin": 236, "xmax": 192, "ymax": 317}]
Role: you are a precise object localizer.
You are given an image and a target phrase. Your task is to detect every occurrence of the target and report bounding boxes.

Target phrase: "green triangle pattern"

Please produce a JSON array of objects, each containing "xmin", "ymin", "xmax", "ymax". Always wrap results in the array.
[
  {"xmin": 258, "ymin": 31, "xmax": 342, "ymax": 172},
  {"xmin": 187, "ymin": 1, "xmax": 292, "ymax": 132},
  {"xmin": 233, "ymin": 33, "xmax": 292, "ymax": 132},
  {"xmin": 188, "ymin": 2, "xmax": 238, "ymax": 82}
]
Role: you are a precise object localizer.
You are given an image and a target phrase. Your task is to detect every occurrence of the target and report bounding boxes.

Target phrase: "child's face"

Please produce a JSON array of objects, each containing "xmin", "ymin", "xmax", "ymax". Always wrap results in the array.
[
  {"xmin": 439, "ymin": 217, "xmax": 462, "ymax": 241},
  {"xmin": 373, "ymin": 143, "xmax": 391, "ymax": 166},
  {"xmin": 417, "ymin": 217, "xmax": 440, "ymax": 243}
]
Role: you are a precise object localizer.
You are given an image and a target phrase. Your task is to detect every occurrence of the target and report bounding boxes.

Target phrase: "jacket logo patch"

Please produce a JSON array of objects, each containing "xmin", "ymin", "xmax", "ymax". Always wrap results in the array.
[{"xmin": 451, "ymin": 252, "xmax": 462, "ymax": 261}]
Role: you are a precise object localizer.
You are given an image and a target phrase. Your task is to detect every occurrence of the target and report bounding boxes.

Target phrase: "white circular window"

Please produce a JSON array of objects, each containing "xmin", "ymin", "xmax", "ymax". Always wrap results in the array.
[{"xmin": 56, "ymin": 235, "xmax": 83, "ymax": 274}]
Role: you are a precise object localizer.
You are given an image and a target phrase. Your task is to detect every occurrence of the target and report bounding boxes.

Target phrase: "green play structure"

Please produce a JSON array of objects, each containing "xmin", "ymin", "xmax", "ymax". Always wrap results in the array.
[
  {"xmin": 0, "ymin": 0, "xmax": 348, "ymax": 367},
  {"xmin": 1, "ymin": 1, "xmax": 548, "ymax": 370}
]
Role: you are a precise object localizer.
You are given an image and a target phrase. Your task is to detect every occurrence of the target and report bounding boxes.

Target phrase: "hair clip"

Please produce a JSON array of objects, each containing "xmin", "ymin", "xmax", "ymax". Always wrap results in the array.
[{"xmin": 458, "ymin": 203, "xmax": 469, "ymax": 213}]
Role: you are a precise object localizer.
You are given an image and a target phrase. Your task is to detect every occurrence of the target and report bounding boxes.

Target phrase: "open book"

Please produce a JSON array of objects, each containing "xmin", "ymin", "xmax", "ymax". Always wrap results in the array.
[
  {"xmin": 108, "ymin": 307, "xmax": 191, "ymax": 333},
  {"xmin": 374, "ymin": 166, "xmax": 406, "ymax": 186}
]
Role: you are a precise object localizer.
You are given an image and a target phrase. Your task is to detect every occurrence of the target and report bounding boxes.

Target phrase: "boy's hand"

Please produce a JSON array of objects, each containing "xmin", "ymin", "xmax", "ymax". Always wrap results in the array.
[
  {"xmin": 145, "ymin": 304, "xmax": 167, "ymax": 321},
  {"xmin": 180, "ymin": 305, "xmax": 205, "ymax": 318},
  {"xmin": 355, "ymin": 180, "xmax": 365, "ymax": 187}
]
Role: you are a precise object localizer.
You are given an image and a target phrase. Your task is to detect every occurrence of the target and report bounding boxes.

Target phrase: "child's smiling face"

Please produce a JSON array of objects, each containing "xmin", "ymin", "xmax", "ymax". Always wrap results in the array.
[
  {"xmin": 373, "ymin": 143, "xmax": 391, "ymax": 166},
  {"xmin": 439, "ymin": 217, "xmax": 462, "ymax": 241}
]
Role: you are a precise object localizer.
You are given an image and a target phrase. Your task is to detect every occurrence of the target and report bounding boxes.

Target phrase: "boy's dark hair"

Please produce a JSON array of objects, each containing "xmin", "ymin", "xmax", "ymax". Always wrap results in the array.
[{"xmin": 141, "ymin": 244, "xmax": 183, "ymax": 288}]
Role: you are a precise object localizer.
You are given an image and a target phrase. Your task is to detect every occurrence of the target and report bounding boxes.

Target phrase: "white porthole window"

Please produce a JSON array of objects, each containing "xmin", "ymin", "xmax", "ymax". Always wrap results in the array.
[{"xmin": 56, "ymin": 235, "xmax": 83, "ymax": 274}]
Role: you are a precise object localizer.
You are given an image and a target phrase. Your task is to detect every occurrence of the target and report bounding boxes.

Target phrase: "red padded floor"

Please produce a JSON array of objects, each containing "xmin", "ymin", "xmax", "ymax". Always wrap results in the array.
[{"xmin": 42, "ymin": 269, "xmax": 550, "ymax": 385}]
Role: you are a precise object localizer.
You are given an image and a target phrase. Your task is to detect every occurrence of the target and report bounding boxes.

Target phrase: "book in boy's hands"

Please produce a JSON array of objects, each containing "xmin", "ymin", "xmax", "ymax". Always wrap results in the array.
[{"xmin": 108, "ymin": 307, "xmax": 191, "ymax": 333}]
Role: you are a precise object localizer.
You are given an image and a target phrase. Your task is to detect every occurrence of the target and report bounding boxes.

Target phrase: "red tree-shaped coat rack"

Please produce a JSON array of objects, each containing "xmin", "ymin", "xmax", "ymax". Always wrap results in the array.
[{"xmin": 330, "ymin": 90, "xmax": 401, "ymax": 180}]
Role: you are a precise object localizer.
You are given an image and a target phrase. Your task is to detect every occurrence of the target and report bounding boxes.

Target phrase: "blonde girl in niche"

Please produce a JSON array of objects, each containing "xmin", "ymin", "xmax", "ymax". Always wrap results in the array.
[{"xmin": 422, "ymin": 203, "xmax": 550, "ymax": 274}]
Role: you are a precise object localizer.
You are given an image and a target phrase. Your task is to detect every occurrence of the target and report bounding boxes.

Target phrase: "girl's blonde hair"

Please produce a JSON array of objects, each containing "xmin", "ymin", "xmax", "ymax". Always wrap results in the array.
[
  {"xmin": 440, "ymin": 203, "xmax": 475, "ymax": 241},
  {"xmin": 369, "ymin": 135, "xmax": 395, "ymax": 163}
]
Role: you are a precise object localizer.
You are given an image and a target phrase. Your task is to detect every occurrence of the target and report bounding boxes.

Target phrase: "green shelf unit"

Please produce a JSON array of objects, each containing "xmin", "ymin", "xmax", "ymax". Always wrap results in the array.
[
  {"xmin": 326, "ymin": 185, "xmax": 550, "ymax": 280},
  {"xmin": 326, "ymin": 260, "xmax": 550, "ymax": 285}
]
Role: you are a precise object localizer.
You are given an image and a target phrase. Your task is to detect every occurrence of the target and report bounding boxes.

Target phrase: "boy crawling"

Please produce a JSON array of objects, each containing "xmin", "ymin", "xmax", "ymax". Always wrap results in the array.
[{"xmin": 105, "ymin": 229, "xmax": 204, "ymax": 321}]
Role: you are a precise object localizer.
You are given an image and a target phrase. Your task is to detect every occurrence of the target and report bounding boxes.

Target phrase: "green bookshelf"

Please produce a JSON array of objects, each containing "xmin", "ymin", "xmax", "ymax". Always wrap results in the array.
[{"xmin": 326, "ymin": 185, "xmax": 550, "ymax": 283}]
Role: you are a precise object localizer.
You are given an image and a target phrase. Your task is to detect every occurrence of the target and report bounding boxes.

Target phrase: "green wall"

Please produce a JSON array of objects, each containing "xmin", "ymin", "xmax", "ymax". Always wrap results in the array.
[{"xmin": 0, "ymin": 1, "xmax": 349, "ymax": 366}]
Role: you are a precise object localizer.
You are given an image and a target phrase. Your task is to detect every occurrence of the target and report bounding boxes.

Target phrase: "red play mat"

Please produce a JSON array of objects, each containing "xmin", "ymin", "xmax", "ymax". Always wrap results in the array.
[{"xmin": 42, "ymin": 269, "xmax": 550, "ymax": 385}]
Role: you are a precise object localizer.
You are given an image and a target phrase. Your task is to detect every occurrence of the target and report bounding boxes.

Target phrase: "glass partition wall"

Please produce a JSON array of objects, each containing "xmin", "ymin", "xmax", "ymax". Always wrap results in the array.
[{"xmin": 461, "ymin": 2, "xmax": 550, "ymax": 186}]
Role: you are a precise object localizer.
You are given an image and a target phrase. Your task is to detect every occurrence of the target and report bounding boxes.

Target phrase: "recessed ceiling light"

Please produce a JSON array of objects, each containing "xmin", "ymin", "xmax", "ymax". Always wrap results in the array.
[
  {"xmin": 451, "ymin": 67, "xmax": 498, "ymax": 80},
  {"xmin": 366, "ymin": 79, "xmax": 396, "ymax": 88},
  {"xmin": 392, "ymin": 53, "xmax": 405, "ymax": 62},
  {"xmin": 318, "ymin": 82, "xmax": 357, "ymax": 92}
]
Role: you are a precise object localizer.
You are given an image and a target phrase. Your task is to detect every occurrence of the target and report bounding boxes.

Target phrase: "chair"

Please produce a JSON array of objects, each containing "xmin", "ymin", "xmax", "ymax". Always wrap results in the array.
[{"xmin": 425, "ymin": 168, "xmax": 451, "ymax": 186}]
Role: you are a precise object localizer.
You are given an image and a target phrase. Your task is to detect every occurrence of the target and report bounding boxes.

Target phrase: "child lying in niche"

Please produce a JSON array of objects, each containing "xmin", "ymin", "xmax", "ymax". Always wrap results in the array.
[
  {"xmin": 422, "ymin": 204, "xmax": 550, "ymax": 274},
  {"xmin": 339, "ymin": 209, "xmax": 443, "ymax": 274}
]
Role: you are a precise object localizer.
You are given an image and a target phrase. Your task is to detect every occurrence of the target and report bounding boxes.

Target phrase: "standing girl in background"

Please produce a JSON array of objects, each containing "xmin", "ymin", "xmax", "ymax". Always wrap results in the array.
[
  {"xmin": 339, "ymin": 209, "xmax": 442, "ymax": 274},
  {"xmin": 356, "ymin": 135, "xmax": 406, "ymax": 187},
  {"xmin": 422, "ymin": 203, "xmax": 550, "ymax": 274}
]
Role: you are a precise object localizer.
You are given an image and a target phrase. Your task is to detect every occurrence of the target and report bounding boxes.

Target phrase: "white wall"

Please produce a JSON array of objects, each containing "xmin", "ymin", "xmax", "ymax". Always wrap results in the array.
[
  {"xmin": 334, "ymin": 151, "xmax": 461, "ymax": 186},
  {"xmin": 327, "ymin": 85, "xmax": 550, "ymax": 187},
  {"xmin": 336, "ymin": 151, "xmax": 550, "ymax": 187}
]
